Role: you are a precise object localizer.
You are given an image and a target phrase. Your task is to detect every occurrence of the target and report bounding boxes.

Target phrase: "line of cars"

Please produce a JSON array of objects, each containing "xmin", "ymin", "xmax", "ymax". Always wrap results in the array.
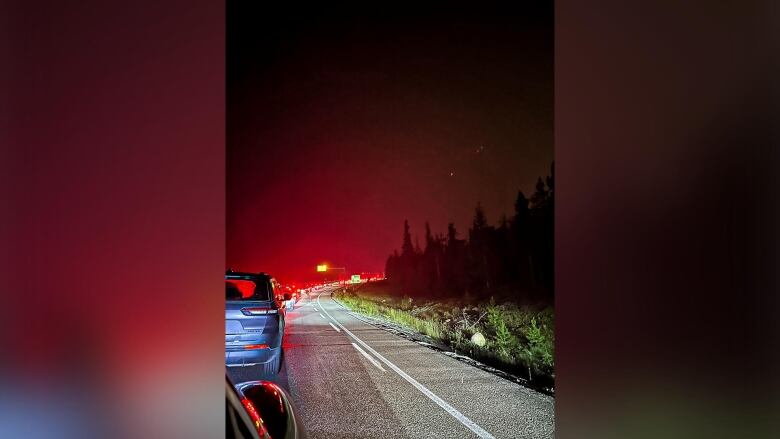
[
  {"xmin": 225, "ymin": 270, "xmax": 304, "ymax": 439},
  {"xmin": 225, "ymin": 270, "xmax": 351, "ymax": 438}
]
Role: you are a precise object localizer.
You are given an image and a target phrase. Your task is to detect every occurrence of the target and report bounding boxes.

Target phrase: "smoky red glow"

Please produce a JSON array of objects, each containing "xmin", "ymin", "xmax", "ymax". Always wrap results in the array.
[{"xmin": 227, "ymin": 5, "xmax": 552, "ymax": 281}]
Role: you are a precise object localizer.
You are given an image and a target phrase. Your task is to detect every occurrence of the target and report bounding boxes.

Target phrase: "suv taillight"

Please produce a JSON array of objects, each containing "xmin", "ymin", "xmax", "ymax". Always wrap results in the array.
[{"xmin": 241, "ymin": 307, "xmax": 278, "ymax": 316}]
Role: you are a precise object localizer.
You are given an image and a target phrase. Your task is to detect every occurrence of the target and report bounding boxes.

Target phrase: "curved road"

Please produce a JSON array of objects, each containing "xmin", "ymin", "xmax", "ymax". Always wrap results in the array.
[{"xmin": 229, "ymin": 286, "xmax": 554, "ymax": 438}]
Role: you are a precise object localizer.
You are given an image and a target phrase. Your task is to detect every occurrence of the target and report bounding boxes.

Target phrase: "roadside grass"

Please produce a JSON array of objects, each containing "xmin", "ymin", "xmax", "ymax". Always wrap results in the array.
[
  {"xmin": 333, "ymin": 284, "xmax": 555, "ymax": 389},
  {"xmin": 336, "ymin": 294, "xmax": 444, "ymax": 340}
]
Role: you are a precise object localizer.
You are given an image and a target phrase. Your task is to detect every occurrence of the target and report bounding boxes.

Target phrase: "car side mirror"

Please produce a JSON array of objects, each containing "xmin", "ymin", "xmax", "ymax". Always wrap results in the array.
[{"xmin": 237, "ymin": 381, "xmax": 301, "ymax": 439}]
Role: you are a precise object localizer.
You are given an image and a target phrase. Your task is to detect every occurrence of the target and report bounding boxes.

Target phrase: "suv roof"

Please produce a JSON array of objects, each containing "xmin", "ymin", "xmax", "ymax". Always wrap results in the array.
[{"xmin": 226, "ymin": 270, "xmax": 271, "ymax": 279}]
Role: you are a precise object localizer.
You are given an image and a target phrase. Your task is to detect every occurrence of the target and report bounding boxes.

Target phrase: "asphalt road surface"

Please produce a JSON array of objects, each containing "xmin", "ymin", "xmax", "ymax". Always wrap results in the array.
[{"xmin": 228, "ymin": 286, "xmax": 554, "ymax": 439}]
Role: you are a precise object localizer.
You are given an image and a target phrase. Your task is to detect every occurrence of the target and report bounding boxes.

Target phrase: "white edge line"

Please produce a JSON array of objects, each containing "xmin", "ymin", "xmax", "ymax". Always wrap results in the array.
[
  {"xmin": 328, "ymin": 322, "xmax": 341, "ymax": 332},
  {"xmin": 318, "ymin": 293, "xmax": 495, "ymax": 439},
  {"xmin": 351, "ymin": 342, "xmax": 386, "ymax": 372}
]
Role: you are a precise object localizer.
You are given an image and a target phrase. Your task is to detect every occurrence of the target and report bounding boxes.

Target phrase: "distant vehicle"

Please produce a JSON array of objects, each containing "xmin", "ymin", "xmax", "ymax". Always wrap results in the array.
[
  {"xmin": 226, "ymin": 374, "xmax": 305, "ymax": 439},
  {"xmin": 226, "ymin": 271, "xmax": 291, "ymax": 376}
]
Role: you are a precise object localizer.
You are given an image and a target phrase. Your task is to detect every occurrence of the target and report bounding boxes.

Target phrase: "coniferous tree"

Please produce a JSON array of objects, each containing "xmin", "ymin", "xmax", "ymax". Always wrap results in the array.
[
  {"xmin": 399, "ymin": 220, "xmax": 417, "ymax": 294},
  {"xmin": 401, "ymin": 220, "xmax": 414, "ymax": 257},
  {"xmin": 469, "ymin": 204, "xmax": 494, "ymax": 294},
  {"xmin": 496, "ymin": 214, "xmax": 513, "ymax": 286},
  {"xmin": 383, "ymin": 161, "xmax": 554, "ymax": 305},
  {"xmin": 513, "ymin": 191, "xmax": 533, "ymax": 288},
  {"xmin": 385, "ymin": 250, "xmax": 400, "ymax": 281},
  {"xmin": 424, "ymin": 222, "xmax": 433, "ymax": 249},
  {"xmin": 443, "ymin": 222, "xmax": 467, "ymax": 293},
  {"xmin": 531, "ymin": 177, "xmax": 548, "ymax": 209},
  {"xmin": 422, "ymin": 222, "xmax": 438, "ymax": 294},
  {"xmin": 540, "ymin": 162, "xmax": 554, "ymax": 295}
]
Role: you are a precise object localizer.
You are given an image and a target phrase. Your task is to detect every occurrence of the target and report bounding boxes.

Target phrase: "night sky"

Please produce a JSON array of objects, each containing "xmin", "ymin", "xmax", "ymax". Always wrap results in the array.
[{"xmin": 227, "ymin": 4, "xmax": 553, "ymax": 281}]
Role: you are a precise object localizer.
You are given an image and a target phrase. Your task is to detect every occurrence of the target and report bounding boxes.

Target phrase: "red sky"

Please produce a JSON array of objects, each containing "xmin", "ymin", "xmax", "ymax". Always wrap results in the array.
[{"xmin": 227, "ymin": 5, "xmax": 553, "ymax": 281}]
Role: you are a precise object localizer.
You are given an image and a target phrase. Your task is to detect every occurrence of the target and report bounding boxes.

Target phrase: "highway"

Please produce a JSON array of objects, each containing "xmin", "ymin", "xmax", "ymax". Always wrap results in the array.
[{"xmin": 228, "ymin": 286, "xmax": 554, "ymax": 439}]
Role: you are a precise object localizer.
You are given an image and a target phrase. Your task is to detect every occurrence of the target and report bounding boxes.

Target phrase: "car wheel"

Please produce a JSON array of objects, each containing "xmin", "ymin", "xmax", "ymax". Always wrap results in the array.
[{"xmin": 260, "ymin": 347, "xmax": 282, "ymax": 376}]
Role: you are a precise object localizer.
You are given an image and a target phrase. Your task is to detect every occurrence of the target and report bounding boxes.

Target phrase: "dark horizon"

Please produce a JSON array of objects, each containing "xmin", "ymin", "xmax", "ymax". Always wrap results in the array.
[{"xmin": 227, "ymin": 4, "xmax": 553, "ymax": 281}]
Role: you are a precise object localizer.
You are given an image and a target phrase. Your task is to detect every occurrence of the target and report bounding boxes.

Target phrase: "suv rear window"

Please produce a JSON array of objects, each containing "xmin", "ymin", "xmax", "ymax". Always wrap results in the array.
[{"xmin": 225, "ymin": 279, "xmax": 271, "ymax": 301}]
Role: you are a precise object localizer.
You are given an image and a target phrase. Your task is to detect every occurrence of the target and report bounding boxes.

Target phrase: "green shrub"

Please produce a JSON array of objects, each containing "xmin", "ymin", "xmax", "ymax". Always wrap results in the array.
[
  {"xmin": 334, "ymin": 289, "xmax": 554, "ymax": 383},
  {"xmin": 484, "ymin": 304, "xmax": 518, "ymax": 361},
  {"xmin": 524, "ymin": 317, "xmax": 554, "ymax": 370}
]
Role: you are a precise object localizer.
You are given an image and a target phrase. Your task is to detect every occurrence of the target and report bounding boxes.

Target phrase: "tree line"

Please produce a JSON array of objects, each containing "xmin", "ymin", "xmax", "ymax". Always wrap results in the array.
[{"xmin": 385, "ymin": 162, "xmax": 553, "ymax": 304}]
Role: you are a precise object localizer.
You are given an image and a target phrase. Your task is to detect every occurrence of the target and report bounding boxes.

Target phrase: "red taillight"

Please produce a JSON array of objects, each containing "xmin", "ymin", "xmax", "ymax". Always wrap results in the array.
[
  {"xmin": 241, "ymin": 307, "xmax": 278, "ymax": 316},
  {"xmin": 244, "ymin": 344, "xmax": 269, "ymax": 350},
  {"xmin": 241, "ymin": 397, "xmax": 270, "ymax": 436}
]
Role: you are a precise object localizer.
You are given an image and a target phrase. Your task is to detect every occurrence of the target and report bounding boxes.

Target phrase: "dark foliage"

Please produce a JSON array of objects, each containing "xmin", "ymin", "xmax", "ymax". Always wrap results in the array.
[{"xmin": 385, "ymin": 163, "xmax": 554, "ymax": 304}]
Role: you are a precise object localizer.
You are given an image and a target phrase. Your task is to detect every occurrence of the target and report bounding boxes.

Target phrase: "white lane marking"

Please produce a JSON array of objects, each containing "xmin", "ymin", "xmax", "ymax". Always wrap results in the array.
[
  {"xmin": 351, "ymin": 342, "xmax": 386, "ymax": 372},
  {"xmin": 328, "ymin": 322, "xmax": 341, "ymax": 332},
  {"xmin": 319, "ymin": 313, "xmax": 325, "ymax": 319},
  {"xmin": 313, "ymin": 306, "xmax": 319, "ymax": 311},
  {"xmin": 318, "ymin": 293, "xmax": 495, "ymax": 439}
]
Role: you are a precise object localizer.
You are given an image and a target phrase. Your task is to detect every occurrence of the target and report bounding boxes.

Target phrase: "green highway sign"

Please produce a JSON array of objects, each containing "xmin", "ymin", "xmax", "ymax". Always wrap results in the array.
[{"xmin": 351, "ymin": 274, "xmax": 361, "ymax": 284}]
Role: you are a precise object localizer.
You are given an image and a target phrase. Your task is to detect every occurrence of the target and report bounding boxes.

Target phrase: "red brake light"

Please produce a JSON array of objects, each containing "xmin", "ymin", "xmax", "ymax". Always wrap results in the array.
[{"xmin": 244, "ymin": 344, "xmax": 270, "ymax": 350}]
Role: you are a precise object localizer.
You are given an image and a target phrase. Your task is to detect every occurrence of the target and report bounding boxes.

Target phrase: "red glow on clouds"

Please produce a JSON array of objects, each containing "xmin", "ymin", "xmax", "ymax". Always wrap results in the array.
[{"xmin": 227, "ymin": 7, "xmax": 552, "ymax": 282}]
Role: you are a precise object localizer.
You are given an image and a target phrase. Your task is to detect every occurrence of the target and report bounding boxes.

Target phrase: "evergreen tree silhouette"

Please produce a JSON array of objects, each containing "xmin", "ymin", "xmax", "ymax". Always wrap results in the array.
[
  {"xmin": 443, "ymin": 223, "xmax": 466, "ymax": 293},
  {"xmin": 381, "ymin": 161, "xmax": 555, "ymax": 305},
  {"xmin": 531, "ymin": 177, "xmax": 548, "ymax": 209},
  {"xmin": 513, "ymin": 190, "xmax": 534, "ymax": 289},
  {"xmin": 469, "ymin": 204, "xmax": 492, "ymax": 293},
  {"xmin": 399, "ymin": 220, "xmax": 416, "ymax": 295},
  {"xmin": 473, "ymin": 203, "xmax": 488, "ymax": 231},
  {"xmin": 401, "ymin": 220, "xmax": 414, "ymax": 257}
]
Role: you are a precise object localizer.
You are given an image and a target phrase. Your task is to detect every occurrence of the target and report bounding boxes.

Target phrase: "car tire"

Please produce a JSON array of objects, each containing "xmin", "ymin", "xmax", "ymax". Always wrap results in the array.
[
  {"xmin": 260, "ymin": 346, "xmax": 282, "ymax": 376},
  {"xmin": 257, "ymin": 319, "xmax": 284, "ymax": 377}
]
